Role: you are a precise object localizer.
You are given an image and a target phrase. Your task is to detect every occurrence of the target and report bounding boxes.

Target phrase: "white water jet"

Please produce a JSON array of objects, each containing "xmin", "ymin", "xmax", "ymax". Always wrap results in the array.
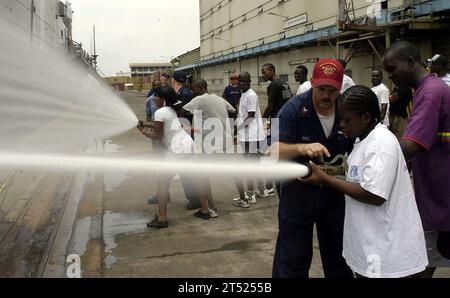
[
  {"xmin": 0, "ymin": 153, "xmax": 311, "ymax": 179},
  {"xmin": 0, "ymin": 19, "xmax": 138, "ymax": 154}
]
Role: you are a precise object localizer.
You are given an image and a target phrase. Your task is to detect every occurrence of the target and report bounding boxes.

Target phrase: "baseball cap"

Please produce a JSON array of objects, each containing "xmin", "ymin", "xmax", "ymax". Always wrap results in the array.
[
  {"xmin": 172, "ymin": 71, "xmax": 187, "ymax": 83},
  {"xmin": 312, "ymin": 59, "xmax": 344, "ymax": 90},
  {"xmin": 427, "ymin": 54, "xmax": 448, "ymax": 66}
]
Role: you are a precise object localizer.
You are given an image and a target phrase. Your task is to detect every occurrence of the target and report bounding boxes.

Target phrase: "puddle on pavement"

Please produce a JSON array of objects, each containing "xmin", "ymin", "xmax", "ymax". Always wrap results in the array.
[
  {"xmin": 103, "ymin": 211, "xmax": 148, "ymax": 269},
  {"xmin": 70, "ymin": 217, "xmax": 92, "ymax": 257},
  {"xmin": 68, "ymin": 211, "xmax": 148, "ymax": 271}
]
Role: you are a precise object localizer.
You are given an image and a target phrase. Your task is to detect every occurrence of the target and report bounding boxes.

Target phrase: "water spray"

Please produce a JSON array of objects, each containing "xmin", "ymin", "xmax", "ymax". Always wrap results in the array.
[{"xmin": 0, "ymin": 153, "xmax": 312, "ymax": 180}]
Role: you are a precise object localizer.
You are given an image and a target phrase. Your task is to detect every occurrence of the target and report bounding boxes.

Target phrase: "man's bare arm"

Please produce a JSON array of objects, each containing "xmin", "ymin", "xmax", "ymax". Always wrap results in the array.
[
  {"xmin": 262, "ymin": 100, "xmax": 275, "ymax": 119},
  {"xmin": 400, "ymin": 139, "xmax": 422, "ymax": 162},
  {"xmin": 380, "ymin": 104, "xmax": 388, "ymax": 124},
  {"xmin": 236, "ymin": 111, "xmax": 256, "ymax": 131},
  {"xmin": 270, "ymin": 141, "xmax": 331, "ymax": 162}
]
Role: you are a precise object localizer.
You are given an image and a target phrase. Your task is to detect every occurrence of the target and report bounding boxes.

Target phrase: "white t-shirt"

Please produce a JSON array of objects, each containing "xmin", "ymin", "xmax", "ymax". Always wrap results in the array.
[
  {"xmin": 296, "ymin": 80, "xmax": 312, "ymax": 95},
  {"xmin": 371, "ymin": 83, "xmax": 390, "ymax": 127},
  {"xmin": 440, "ymin": 73, "xmax": 450, "ymax": 86},
  {"xmin": 343, "ymin": 124, "xmax": 428, "ymax": 278},
  {"xmin": 183, "ymin": 93, "xmax": 236, "ymax": 152},
  {"xmin": 340, "ymin": 74, "xmax": 356, "ymax": 93},
  {"xmin": 318, "ymin": 113, "xmax": 335, "ymax": 139},
  {"xmin": 237, "ymin": 89, "xmax": 265, "ymax": 142},
  {"xmin": 154, "ymin": 107, "xmax": 194, "ymax": 154}
]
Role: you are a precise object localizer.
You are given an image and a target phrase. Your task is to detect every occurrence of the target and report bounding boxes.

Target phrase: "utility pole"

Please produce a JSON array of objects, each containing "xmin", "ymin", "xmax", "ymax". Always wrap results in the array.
[{"xmin": 92, "ymin": 25, "xmax": 98, "ymax": 68}]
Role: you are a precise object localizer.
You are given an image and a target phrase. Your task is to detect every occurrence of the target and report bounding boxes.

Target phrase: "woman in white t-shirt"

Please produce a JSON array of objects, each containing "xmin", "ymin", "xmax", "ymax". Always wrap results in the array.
[
  {"xmin": 302, "ymin": 85, "xmax": 428, "ymax": 278},
  {"xmin": 138, "ymin": 87, "xmax": 210, "ymax": 228}
]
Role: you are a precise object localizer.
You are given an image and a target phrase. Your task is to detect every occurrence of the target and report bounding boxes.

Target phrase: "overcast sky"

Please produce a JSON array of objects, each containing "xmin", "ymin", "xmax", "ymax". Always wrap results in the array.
[{"xmin": 70, "ymin": 0, "xmax": 200, "ymax": 76}]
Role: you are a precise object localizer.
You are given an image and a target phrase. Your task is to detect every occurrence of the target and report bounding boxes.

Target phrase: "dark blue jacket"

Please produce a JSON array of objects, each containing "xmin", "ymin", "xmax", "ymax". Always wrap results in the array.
[
  {"xmin": 177, "ymin": 85, "xmax": 193, "ymax": 106},
  {"xmin": 222, "ymin": 84, "xmax": 241, "ymax": 110},
  {"xmin": 277, "ymin": 89, "xmax": 354, "ymax": 218}
]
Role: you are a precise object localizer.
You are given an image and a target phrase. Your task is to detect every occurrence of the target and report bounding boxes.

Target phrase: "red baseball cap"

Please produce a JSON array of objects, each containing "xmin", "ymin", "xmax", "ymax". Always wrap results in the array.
[{"xmin": 312, "ymin": 59, "xmax": 344, "ymax": 90}]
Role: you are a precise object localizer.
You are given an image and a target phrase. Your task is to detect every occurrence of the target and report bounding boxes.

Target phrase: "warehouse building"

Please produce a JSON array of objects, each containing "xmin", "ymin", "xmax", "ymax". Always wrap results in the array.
[{"xmin": 176, "ymin": 0, "xmax": 450, "ymax": 95}]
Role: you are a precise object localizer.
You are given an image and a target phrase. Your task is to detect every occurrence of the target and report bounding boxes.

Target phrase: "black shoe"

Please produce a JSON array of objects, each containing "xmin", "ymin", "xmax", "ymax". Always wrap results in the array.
[
  {"xmin": 147, "ymin": 194, "xmax": 171, "ymax": 205},
  {"xmin": 147, "ymin": 215, "xmax": 169, "ymax": 229},
  {"xmin": 193, "ymin": 210, "xmax": 211, "ymax": 220},
  {"xmin": 186, "ymin": 201, "xmax": 201, "ymax": 210}
]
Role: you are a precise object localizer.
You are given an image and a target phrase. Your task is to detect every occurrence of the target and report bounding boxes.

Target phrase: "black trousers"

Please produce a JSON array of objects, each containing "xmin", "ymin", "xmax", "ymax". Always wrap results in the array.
[{"xmin": 272, "ymin": 185, "xmax": 353, "ymax": 278}]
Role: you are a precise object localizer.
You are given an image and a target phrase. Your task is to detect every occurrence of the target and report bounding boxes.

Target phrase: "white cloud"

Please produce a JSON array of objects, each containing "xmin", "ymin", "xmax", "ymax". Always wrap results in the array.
[{"xmin": 70, "ymin": 0, "xmax": 200, "ymax": 76}]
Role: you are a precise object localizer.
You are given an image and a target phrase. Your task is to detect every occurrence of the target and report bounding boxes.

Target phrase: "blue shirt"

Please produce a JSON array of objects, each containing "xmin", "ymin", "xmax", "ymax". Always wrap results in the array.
[
  {"xmin": 146, "ymin": 94, "xmax": 158, "ymax": 119},
  {"xmin": 222, "ymin": 84, "xmax": 242, "ymax": 109},
  {"xmin": 177, "ymin": 85, "xmax": 193, "ymax": 106},
  {"xmin": 177, "ymin": 85, "xmax": 194, "ymax": 124},
  {"xmin": 147, "ymin": 89, "xmax": 156, "ymax": 99}
]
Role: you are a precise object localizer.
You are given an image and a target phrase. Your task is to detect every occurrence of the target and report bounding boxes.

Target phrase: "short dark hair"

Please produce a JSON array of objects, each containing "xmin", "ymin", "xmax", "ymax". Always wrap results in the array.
[
  {"xmin": 154, "ymin": 86, "xmax": 179, "ymax": 107},
  {"xmin": 340, "ymin": 85, "xmax": 381, "ymax": 124},
  {"xmin": 263, "ymin": 63, "xmax": 276, "ymax": 73},
  {"xmin": 296, "ymin": 65, "xmax": 308, "ymax": 75},
  {"xmin": 192, "ymin": 79, "xmax": 208, "ymax": 90},
  {"xmin": 238, "ymin": 71, "xmax": 251, "ymax": 80},
  {"xmin": 386, "ymin": 41, "xmax": 422, "ymax": 63}
]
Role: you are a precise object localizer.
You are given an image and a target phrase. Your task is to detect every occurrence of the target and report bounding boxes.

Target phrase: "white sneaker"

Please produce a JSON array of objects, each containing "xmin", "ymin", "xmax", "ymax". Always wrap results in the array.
[
  {"xmin": 233, "ymin": 198, "xmax": 250, "ymax": 208},
  {"xmin": 260, "ymin": 188, "xmax": 275, "ymax": 198},
  {"xmin": 247, "ymin": 193, "xmax": 257, "ymax": 204},
  {"xmin": 234, "ymin": 192, "xmax": 251, "ymax": 201},
  {"xmin": 209, "ymin": 208, "xmax": 219, "ymax": 218}
]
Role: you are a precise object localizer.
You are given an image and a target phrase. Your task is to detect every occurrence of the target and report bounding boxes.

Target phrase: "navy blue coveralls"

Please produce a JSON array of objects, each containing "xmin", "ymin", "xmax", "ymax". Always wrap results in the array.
[{"xmin": 272, "ymin": 89, "xmax": 354, "ymax": 278}]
